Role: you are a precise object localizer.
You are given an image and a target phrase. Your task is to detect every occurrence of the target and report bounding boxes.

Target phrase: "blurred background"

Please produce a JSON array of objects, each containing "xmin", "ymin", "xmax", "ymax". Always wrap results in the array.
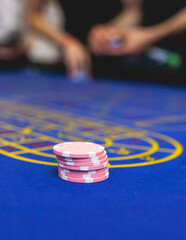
[{"xmin": 0, "ymin": 0, "xmax": 185, "ymax": 84}]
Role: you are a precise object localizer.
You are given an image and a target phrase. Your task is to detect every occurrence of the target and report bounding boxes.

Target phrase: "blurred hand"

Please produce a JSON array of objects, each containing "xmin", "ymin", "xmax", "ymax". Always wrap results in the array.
[
  {"xmin": 63, "ymin": 37, "xmax": 91, "ymax": 76},
  {"xmin": 88, "ymin": 26, "xmax": 155, "ymax": 56},
  {"xmin": 88, "ymin": 24, "xmax": 118, "ymax": 55},
  {"xmin": 108, "ymin": 27, "xmax": 156, "ymax": 56}
]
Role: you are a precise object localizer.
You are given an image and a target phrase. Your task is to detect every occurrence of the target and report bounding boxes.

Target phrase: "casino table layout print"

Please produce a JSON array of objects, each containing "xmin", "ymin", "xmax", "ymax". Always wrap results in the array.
[
  {"xmin": 0, "ymin": 72, "xmax": 185, "ymax": 240},
  {"xmin": 0, "ymin": 99, "xmax": 183, "ymax": 167}
]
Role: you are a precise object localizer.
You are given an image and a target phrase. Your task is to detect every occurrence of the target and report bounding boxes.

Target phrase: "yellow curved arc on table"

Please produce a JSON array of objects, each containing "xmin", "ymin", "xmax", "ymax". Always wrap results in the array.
[
  {"xmin": 0, "ymin": 149, "xmax": 57, "ymax": 166},
  {"xmin": 104, "ymin": 136, "xmax": 159, "ymax": 160},
  {"xmin": 136, "ymin": 115, "xmax": 186, "ymax": 127},
  {"xmin": 0, "ymin": 100, "xmax": 184, "ymax": 168},
  {"xmin": 1, "ymin": 125, "xmax": 159, "ymax": 163},
  {"xmin": 0, "ymin": 139, "xmax": 54, "ymax": 158},
  {"xmin": 109, "ymin": 137, "xmax": 183, "ymax": 168},
  {"xmin": 0, "ymin": 136, "xmax": 183, "ymax": 168}
]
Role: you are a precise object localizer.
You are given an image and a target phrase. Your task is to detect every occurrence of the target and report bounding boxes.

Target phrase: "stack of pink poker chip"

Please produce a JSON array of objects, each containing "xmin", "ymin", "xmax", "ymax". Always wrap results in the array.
[{"xmin": 53, "ymin": 142, "xmax": 109, "ymax": 183}]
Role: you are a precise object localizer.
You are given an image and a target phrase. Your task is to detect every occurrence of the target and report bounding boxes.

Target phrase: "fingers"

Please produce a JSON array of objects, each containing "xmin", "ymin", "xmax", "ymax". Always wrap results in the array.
[
  {"xmin": 88, "ymin": 28, "xmax": 105, "ymax": 55},
  {"xmin": 89, "ymin": 37, "xmax": 104, "ymax": 55},
  {"xmin": 64, "ymin": 44, "xmax": 92, "ymax": 77},
  {"xmin": 65, "ymin": 55, "xmax": 78, "ymax": 76},
  {"xmin": 88, "ymin": 25, "xmax": 118, "ymax": 55},
  {"xmin": 88, "ymin": 26, "xmax": 150, "ymax": 56}
]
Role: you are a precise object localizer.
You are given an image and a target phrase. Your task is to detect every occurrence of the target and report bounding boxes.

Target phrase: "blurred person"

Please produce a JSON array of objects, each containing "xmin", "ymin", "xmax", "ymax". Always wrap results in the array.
[
  {"xmin": 0, "ymin": 0, "xmax": 29, "ymax": 69},
  {"xmin": 27, "ymin": 0, "xmax": 122, "ymax": 77},
  {"xmin": 88, "ymin": 0, "xmax": 186, "ymax": 83},
  {"xmin": 89, "ymin": 0, "xmax": 186, "ymax": 56},
  {"xmin": 27, "ymin": 0, "xmax": 66, "ymax": 71},
  {"xmin": 27, "ymin": 0, "xmax": 186, "ymax": 83},
  {"xmin": 0, "ymin": 0, "xmax": 67, "ymax": 71}
]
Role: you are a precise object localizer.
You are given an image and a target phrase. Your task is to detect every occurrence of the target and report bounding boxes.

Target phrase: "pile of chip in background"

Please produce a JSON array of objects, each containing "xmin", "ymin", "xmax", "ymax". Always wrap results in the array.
[{"xmin": 53, "ymin": 142, "xmax": 109, "ymax": 183}]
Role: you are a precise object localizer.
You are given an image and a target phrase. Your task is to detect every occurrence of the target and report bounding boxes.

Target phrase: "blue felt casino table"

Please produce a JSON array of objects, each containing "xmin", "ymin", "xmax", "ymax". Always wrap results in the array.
[{"xmin": 0, "ymin": 71, "xmax": 185, "ymax": 240}]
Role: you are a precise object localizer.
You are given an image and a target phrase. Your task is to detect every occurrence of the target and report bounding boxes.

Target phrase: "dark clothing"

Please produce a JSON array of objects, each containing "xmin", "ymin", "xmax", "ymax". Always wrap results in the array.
[
  {"xmin": 143, "ymin": 0, "xmax": 185, "ymax": 26},
  {"xmin": 143, "ymin": 0, "xmax": 186, "ymax": 53},
  {"xmin": 142, "ymin": 0, "xmax": 186, "ymax": 84},
  {"xmin": 56, "ymin": 0, "xmax": 186, "ymax": 84},
  {"xmin": 58, "ymin": 0, "xmax": 186, "ymax": 53},
  {"xmin": 57, "ymin": 0, "xmax": 122, "ymax": 43},
  {"xmin": 58, "ymin": 0, "xmax": 186, "ymax": 52}
]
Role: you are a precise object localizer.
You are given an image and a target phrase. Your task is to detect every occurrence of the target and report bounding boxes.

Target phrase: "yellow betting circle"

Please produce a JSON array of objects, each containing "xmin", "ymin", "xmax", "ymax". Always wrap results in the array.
[
  {"xmin": 0, "ymin": 130, "xmax": 183, "ymax": 168},
  {"xmin": 0, "ymin": 99, "xmax": 183, "ymax": 168}
]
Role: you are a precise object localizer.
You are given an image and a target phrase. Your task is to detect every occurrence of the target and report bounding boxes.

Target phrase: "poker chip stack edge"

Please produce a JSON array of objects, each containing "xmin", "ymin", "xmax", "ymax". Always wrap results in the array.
[{"xmin": 53, "ymin": 142, "xmax": 109, "ymax": 183}]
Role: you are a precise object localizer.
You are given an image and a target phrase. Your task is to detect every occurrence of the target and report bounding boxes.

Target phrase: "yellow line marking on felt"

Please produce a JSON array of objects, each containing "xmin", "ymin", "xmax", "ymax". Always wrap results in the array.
[
  {"xmin": 109, "ymin": 134, "xmax": 183, "ymax": 167},
  {"xmin": 0, "ymin": 99, "xmax": 183, "ymax": 167},
  {"xmin": 0, "ymin": 149, "xmax": 57, "ymax": 166},
  {"xmin": 0, "ymin": 138, "xmax": 54, "ymax": 158},
  {"xmin": 136, "ymin": 115, "xmax": 186, "ymax": 127},
  {"xmin": 107, "ymin": 136, "xmax": 159, "ymax": 161}
]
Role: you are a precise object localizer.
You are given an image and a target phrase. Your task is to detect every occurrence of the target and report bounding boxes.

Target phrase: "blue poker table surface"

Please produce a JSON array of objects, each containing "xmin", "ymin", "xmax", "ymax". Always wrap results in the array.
[{"xmin": 0, "ymin": 70, "xmax": 185, "ymax": 240}]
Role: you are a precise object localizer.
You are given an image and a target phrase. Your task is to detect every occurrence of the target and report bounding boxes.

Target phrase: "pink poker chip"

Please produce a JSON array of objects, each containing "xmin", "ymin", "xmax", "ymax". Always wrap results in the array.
[
  {"xmin": 53, "ymin": 142, "xmax": 105, "ymax": 158},
  {"xmin": 57, "ymin": 151, "xmax": 107, "ymax": 162},
  {"xmin": 57, "ymin": 155, "xmax": 108, "ymax": 167},
  {"xmin": 58, "ymin": 160, "xmax": 108, "ymax": 171},
  {"xmin": 58, "ymin": 171, "xmax": 109, "ymax": 183},
  {"xmin": 59, "ymin": 171, "xmax": 109, "ymax": 181},
  {"xmin": 59, "ymin": 173, "xmax": 109, "ymax": 183},
  {"xmin": 59, "ymin": 170, "xmax": 109, "ymax": 179},
  {"xmin": 58, "ymin": 167, "xmax": 109, "ymax": 178},
  {"xmin": 58, "ymin": 166, "xmax": 108, "ymax": 176}
]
